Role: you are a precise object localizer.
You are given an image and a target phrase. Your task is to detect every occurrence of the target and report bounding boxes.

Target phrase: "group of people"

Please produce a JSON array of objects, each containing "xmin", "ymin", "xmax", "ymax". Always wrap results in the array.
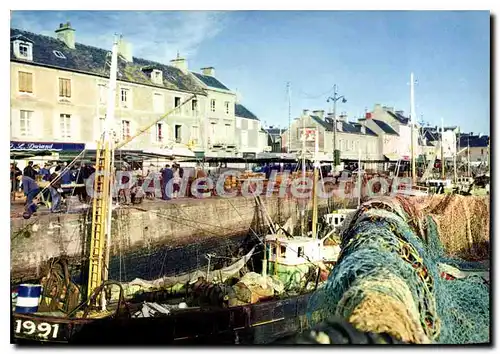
[
  {"xmin": 10, "ymin": 160, "xmax": 96, "ymax": 219},
  {"xmin": 159, "ymin": 163, "xmax": 184, "ymax": 200}
]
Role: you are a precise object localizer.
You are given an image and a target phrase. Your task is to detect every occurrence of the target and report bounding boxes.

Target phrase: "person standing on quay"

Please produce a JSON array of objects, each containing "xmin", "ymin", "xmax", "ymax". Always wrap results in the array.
[{"xmin": 161, "ymin": 164, "xmax": 173, "ymax": 200}]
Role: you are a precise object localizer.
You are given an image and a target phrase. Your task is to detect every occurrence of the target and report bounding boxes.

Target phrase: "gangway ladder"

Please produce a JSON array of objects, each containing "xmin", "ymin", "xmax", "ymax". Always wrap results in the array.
[{"xmin": 87, "ymin": 140, "xmax": 112, "ymax": 301}]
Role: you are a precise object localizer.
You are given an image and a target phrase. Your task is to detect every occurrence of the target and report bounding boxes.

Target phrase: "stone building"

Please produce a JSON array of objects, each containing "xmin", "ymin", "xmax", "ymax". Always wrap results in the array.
[{"xmin": 10, "ymin": 22, "xmax": 268, "ymax": 159}]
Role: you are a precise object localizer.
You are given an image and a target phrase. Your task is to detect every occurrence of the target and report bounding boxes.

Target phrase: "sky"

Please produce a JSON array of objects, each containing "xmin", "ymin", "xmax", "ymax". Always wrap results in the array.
[{"xmin": 10, "ymin": 10, "xmax": 490, "ymax": 134}]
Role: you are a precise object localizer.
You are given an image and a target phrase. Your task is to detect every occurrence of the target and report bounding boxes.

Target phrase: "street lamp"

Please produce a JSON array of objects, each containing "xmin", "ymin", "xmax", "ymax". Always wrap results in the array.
[{"xmin": 327, "ymin": 84, "xmax": 347, "ymax": 166}]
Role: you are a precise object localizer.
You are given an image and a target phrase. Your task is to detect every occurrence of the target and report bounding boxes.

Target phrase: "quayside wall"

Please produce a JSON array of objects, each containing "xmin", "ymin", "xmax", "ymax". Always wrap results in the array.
[{"xmin": 11, "ymin": 196, "xmax": 352, "ymax": 282}]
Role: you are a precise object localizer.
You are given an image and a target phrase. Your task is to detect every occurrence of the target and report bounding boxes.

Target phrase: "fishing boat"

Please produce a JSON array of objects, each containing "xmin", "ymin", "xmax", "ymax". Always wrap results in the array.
[{"xmin": 11, "ymin": 37, "xmax": 341, "ymax": 345}]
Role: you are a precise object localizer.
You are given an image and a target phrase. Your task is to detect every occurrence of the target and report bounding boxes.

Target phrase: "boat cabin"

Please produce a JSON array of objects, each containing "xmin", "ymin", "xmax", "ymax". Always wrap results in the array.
[
  {"xmin": 323, "ymin": 209, "xmax": 356, "ymax": 231},
  {"xmin": 264, "ymin": 235, "xmax": 340, "ymax": 290}
]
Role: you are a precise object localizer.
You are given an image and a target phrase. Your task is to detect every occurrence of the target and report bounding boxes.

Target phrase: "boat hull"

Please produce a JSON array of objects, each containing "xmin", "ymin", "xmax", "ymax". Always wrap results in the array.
[{"xmin": 12, "ymin": 293, "xmax": 318, "ymax": 345}]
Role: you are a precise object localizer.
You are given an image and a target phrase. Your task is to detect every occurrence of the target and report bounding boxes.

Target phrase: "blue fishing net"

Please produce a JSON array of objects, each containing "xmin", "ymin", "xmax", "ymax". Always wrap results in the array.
[{"xmin": 307, "ymin": 198, "xmax": 490, "ymax": 344}]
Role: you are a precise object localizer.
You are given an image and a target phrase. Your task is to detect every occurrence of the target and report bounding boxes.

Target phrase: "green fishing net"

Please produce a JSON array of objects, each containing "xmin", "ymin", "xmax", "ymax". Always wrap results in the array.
[{"xmin": 307, "ymin": 197, "xmax": 490, "ymax": 344}]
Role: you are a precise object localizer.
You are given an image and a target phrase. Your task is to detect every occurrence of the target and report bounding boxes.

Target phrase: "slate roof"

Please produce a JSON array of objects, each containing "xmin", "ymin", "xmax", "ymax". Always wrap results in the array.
[
  {"xmin": 387, "ymin": 111, "xmax": 410, "ymax": 125},
  {"xmin": 422, "ymin": 128, "xmax": 439, "ymax": 142},
  {"xmin": 235, "ymin": 103, "xmax": 259, "ymax": 120},
  {"xmin": 192, "ymin": 72, "xmax": 230, "ymax": 91},
  {"xmin": 10, "ymin": 28, "xmax": 205, "ymax": 94},
  {"xmin": 351, "ymin": 123, "xmax": 378, "ymax": 137},
  {"xmin": 312, "ymin": 116, "xmax": 333, "ymax": 131},
  {"xmin": 373, "ymin": 119, "xmax": 399, "ymax": 135},
  {"xmin": 266, "ymin": 128, "xmax": 285, "ymax": 136},
  {"xmin": 459, "ymin": 135, "xmax": 489, "ymax": 148},
  {"xmin": 317, "ymin": 117, "xmax": 378, "ymax": 136}
]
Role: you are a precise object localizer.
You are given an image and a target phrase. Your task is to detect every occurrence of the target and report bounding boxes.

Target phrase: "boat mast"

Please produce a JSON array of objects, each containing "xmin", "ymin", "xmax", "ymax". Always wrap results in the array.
[
  {"xmin": 453, "ymin": 132, "xmax": 457, "ymax": 184},
  {"xmin": 357, "ymin": 148, "xmax": 362, "ymax": 208},
  {"xmin": 103, "ymin": 35, "xmax": 119, "ymax": 292},
  {"xmin": 287, "ymin": 82, "xmax": 291, "ymax": 154},
  {"xmin": 311, "ymin": 127, "xmax": 319, "ymax": 239},
  {"xmin": 87, "ymin": 35, "xmax": 119, "ymax": 304},
  {"xmin": 410, "ymin": 72, "xmax": 416, "ymax": 182},
  {"xmin": 86, "ymin": 36, "xmax": 197, "ymax": 309},
  {"xmin": 441, "ymin": 118, "xmax": 445, "ymax": 179},
  {"xmin": 300, "ymin": 116, "xmax": 306, "ymax": 236}
]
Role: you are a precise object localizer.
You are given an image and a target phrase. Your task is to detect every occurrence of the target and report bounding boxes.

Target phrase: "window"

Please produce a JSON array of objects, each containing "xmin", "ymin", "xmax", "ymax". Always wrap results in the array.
[
  {"xmin": 210, "ymin": 99, "xmax": 216, "ymax": 113},
  {"xmin": 191, "ymin": 126, "xmax": 199, "ymax": 144},
  {"xmin": 19, "ymin": 44, "xmax": 29, "ymax": 57},
  {"xmin": 241, "ymin": 130, "xmax": 248, "ymax": 147},
  {"xmin": 120, "ymin": 88, "xmax": 130, "ymax": 107},
  {"xmin": 156, "ymin": 123, "xmax": 163, "ymax": 143},
  {"xmin": 13, "ymin": 41, "xmax": 33, "ymax": 61},
  {"xmin": 53, "ymin": 50, "xmax": 66, "ymax": 59},
  {"xmin": 174, "ymin": 97, "xmax": 181, "ymax": 108},
  {"xmin": 98, "ymin": 84, "xmax": 107, "ymax": 105},
  {"xmin": 338, "ymin": 139, "xmax": 343, "ymax": 151},
  {"xmin": 481, "ymin": 149, "xmax": 484, "ymax": 155},
  {"xmin": 19, "ymin": 110, "xmax": 32, "ymax": 136},
  {"xmin": 192, "ymin": 100, "xmax": 198, "ymax": 113},
  {"xmin": 225, "ymin": 101, "xmax": 230, "ymax": 115},
  {"xmin": 59, "ymin": 78, "xmax": 71, "ymax": 98},
  {"xmin": 175, "ymin": 125, "xmax": 182, "ymax": 143},
  {"xmin": 18, "ymin": 71, "xmax": 33, "ymax": 93},
  {"xmin": 236, "ymin": 118, "xmax": 241, "ymax": 129},
  {"xmin": 121, "ymin": 120, "xmax": 130, "ymax": 139},
  {"xmin": 280, "ymin": 245, "xmax": 287, "ymax": 257},
  {"xmin": 153, "ymin": 93, "xmax": 164, "ymax": 113},
  {"xmin": 60, "ymin": 114, "xmax": 71, "ymax": 139},
  {"xmin": 297, "ymin": 247, "xmax": 304, "ymax": 258}
]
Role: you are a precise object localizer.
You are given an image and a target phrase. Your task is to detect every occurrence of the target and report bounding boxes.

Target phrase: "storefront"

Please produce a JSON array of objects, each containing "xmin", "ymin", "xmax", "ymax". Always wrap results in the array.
[{"xmin": 10, "ymin": 141, "xmax": 86, "ymax": 168}]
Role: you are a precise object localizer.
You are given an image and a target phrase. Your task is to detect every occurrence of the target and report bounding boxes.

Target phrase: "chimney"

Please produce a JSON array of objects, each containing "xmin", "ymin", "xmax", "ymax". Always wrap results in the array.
[
  {"xmin": 338, "ymin": 112, "xmax": 348, "ymax": 122},
  {"xmin": 201, "ymin": 67, "xmax": 215, "ymax": 77},
  {"xmin": 170, "ymin": 56, "xmax": 188, "ymax": 73},
  {"xmin": 55, "ymin": 22, "xmax": 75, "ymax": 49},
  {"xmin": 118, "ymin": 38, "xmax": 133, "ymax": 62},
  {"xmin": 302, "ymin": 109, "xmax": 310, "ymax": 116},
  {"xmin": 312, "ymin": 110, "xmax": 325, "ymax": 119},
  {"xmin": 365, "ymin": 112, "xmax": 372, "ymax": 119},
  {"xmin": 337, "ymin": 121, "xmax": 343, "ymax": 132}
]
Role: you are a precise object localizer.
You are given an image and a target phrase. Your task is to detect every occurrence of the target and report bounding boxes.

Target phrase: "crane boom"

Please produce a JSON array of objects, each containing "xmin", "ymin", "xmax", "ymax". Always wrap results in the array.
[{"xmin": 114, "ymin": 94, "xmax": 197, "ymax": 150}]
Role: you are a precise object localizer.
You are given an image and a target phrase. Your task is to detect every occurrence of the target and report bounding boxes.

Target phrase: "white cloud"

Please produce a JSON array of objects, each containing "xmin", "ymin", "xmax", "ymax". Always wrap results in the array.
[{"xmin": 11, "ymin": 11, "xmax": 226, "ymax": 63}]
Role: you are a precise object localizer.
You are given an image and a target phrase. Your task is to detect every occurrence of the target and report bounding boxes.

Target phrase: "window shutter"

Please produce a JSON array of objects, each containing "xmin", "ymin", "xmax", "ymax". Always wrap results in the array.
[
  {"xmin": 58, "ymin": 78, "xmax": 64, "ymax": 97},
  {"xmin": 67, "ymin": 79, "xmax": 72, "ymax": 98}
]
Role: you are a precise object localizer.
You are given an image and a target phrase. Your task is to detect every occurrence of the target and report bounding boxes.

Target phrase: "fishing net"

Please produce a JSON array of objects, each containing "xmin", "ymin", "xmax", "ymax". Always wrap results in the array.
[{"xmin": 308, "ymin": 196, "xmax": 490, "ymax": 344}]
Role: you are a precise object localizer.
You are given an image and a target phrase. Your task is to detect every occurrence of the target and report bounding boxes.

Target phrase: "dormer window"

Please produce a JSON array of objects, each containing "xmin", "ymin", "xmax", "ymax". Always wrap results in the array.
[
  {"xmin": 151, "ymin": 69, "xmax": 163, "ymax": 85},
  {"xmin": 13, "ymin": 40, "xmax": 33, "ymax": 61}
]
